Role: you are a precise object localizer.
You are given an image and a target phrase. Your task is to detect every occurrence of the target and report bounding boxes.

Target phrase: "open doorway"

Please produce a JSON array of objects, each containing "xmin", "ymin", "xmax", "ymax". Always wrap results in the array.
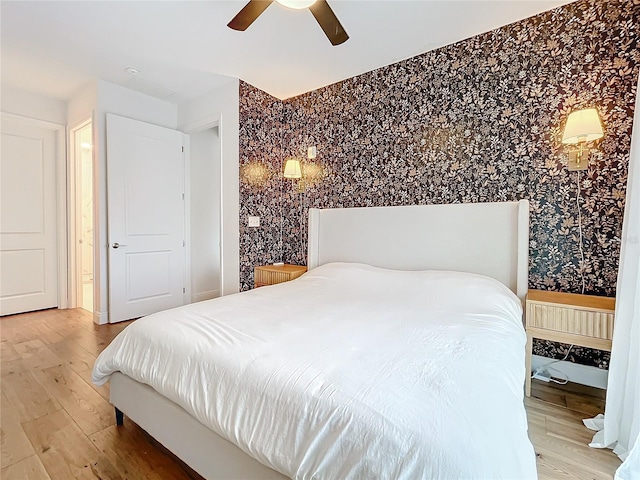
[{"xmin": 71, "ymin": 120, "xmax": 94, "ymax": 313}]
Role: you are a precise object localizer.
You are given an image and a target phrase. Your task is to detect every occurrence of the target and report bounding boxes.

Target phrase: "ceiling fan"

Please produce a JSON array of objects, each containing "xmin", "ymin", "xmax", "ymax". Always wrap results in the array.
[{"xmin": 227, "ymin": 0, "xmax": 349, "ymax": 46}]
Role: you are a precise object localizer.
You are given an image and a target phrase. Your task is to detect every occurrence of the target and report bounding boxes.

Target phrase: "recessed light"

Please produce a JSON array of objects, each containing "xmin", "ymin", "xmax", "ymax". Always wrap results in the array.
[{"xmin": 125, "ymin": 66, "xmax": 141, "ymax": 76}]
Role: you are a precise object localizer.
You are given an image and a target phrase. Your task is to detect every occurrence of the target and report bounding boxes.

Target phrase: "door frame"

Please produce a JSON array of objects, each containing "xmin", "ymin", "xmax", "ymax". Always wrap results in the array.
[
  {"xmin": 1, "ymin": 112, "xmax": 68, "ymax": 310},
  {"xmin": 67, "ymin": 116, "xmax": 94, "ymax": 311},
  {"xmin": 182, "ymin": 114, "xmax": 222, "ymax": 302}
]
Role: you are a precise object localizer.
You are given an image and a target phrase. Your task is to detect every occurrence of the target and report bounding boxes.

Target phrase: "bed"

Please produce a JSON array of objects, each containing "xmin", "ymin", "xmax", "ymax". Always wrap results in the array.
[{"xmin": 93, "ymin": 200, "xmax": 535, "ymax": 479}]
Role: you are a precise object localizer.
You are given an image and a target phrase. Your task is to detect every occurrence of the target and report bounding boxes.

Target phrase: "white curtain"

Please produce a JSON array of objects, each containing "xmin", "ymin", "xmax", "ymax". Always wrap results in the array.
[{"xmin": 589, "ymin": 76, "xmax": 640, "ymax": 478}]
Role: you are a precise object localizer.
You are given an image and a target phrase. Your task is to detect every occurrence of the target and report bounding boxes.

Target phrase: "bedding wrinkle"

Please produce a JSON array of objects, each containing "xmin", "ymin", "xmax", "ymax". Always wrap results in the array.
[{"xmin": 93, "ymin": 263, "xmax": 536, "ymax": 479}]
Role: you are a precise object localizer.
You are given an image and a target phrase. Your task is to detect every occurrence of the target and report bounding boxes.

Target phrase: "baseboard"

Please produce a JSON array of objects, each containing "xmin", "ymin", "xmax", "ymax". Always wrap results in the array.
[
  {"xmin": 531, "ymin": 354, "xmax": 608, "ymax": 390},
  {"xmin": 191, "ymin": 290, "xmax": 220, "ymax": 304},
  {"xmin": 93, "ymin": 310, "xmax": 108, "ymax": 325}
]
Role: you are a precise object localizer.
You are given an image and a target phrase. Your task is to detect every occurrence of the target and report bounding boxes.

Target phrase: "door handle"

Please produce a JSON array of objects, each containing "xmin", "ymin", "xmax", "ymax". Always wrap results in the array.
[{"xmin": 111, "ymin": 242, "xmax": 128, "ymax": 249}]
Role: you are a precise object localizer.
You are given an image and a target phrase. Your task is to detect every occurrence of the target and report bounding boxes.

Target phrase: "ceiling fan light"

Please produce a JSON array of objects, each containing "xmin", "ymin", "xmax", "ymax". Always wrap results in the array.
[{"xmin": 276, "ymin": 0, "xmax": 316, "ymax": 10}]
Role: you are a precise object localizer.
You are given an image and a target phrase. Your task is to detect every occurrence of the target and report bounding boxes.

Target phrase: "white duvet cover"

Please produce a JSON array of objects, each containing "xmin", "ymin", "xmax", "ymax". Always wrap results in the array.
[{"xmin": 93, "ymin": 263, "xmax": 536, "ymax": 479}]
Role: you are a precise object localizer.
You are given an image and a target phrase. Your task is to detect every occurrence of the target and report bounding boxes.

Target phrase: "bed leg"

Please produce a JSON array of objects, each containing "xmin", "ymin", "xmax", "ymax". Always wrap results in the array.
[
  {"xmin": 525, "ymin": 331, "xmax": 533, "ymax": 397},
  {"xmin": 115, "ymin": 407, "xmax": 124, "ymax": 426}
]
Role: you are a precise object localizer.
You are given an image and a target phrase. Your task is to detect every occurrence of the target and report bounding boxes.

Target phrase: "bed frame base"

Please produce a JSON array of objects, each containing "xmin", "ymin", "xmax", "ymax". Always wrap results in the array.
[{"xmin": 109, "ymin": 372, "xmax": 287, "ymax": 480}]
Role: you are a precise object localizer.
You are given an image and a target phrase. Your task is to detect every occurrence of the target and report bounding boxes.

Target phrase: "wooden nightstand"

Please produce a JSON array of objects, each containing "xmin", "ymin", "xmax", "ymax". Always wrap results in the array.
[
  {"xmin": 524, "ymin": 289, "xmax": 615, "ymax": 396},
  {"xmin": 254, "ymin": 264, "xmax": 307, "ymax": 288}
]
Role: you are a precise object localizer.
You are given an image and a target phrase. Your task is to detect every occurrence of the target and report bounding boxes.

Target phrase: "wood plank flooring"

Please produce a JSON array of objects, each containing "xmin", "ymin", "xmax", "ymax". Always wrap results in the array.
[
  {"xmin": 1, "ymin": 308, "xmax": 622, "ymax": 479},
  {"xmin": 528, "ymin": 380, "xmax": 621, "ymax": 480},
  {"xmin": 1, "ymin": 308, "xmax": 200, "ymax": 480}
]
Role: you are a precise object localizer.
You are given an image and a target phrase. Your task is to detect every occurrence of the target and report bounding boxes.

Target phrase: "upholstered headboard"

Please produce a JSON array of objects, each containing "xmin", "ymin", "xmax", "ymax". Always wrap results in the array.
[{"xmin": 307, "ymin": 200, "xmax": 529, "ymax": 299}]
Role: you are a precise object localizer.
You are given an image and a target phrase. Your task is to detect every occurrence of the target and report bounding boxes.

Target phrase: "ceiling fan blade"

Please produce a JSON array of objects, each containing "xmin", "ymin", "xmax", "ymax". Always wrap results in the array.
[
  {"xmin": 228, "ymin": 0, "xmax": 274, "ymax": 31},
  {"xmin": 309, "ymin": 0, "xmax": 349, "ymax": 46}
]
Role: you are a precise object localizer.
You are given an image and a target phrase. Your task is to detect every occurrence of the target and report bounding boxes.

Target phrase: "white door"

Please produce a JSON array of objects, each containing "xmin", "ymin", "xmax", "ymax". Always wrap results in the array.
[
  {"xmin": 106, "ymin": 114, "xmax": 186, "ymax": 322},
  {"xmin": 0, "ymin": 117, "xmax": 58, "ymax": 316}
]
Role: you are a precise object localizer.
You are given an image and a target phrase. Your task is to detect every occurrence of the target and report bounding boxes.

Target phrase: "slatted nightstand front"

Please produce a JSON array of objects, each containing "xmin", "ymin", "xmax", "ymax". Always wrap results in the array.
[
  {"xmin": 525, "ymin": 289, "xmax": 615, "ymax": 396},
  {"xmin": 254, "ymin": 264, "xmax": 307, "ymax": 288}
]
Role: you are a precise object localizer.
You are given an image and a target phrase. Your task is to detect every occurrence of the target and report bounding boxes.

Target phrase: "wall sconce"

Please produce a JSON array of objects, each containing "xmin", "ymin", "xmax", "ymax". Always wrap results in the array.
[
  {"xmin": 283, "ymin": 148, "xmax": 324, "ymax": 193},
  {"xmin": 561, "ymin": 108, "xmax": 604, "ymax": 171}
]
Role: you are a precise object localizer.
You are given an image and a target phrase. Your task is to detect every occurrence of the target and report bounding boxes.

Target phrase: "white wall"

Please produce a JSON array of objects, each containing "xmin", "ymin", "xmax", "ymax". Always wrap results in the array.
[
  {"xmin": 1, "ymin": 85, "xmax": 67, "ymax": 125},
  {"xmin": 6, "ymin": 79, "xmax": 236, "ymax": 321},
  {"xmin": 97, "ymin": 80, "xmax": 177, "ymax": 130},
  {"xmin": 189, "ymin": 127, "xmax": 221, "ymax": 302},
  {"xmin": 178, "ymin": 78, "xmax": 240, "ymax": 296},
  {"xmin": 6, "ymin": 80, "xmax": 235, "ymax": 321},
  {"xmin": 68, "ymin": 80, "xmax": 179, "ymax": 324},
  {"xmin": 66, "ymin": 81, "xmax": 97, "ymax": 128},
  {"xmin": 531, "ymin": 355, "xmax": 608, "ymax": 390}
]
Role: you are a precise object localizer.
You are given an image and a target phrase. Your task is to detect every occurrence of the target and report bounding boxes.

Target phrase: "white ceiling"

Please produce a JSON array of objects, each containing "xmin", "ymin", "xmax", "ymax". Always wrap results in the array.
[{"xmin": 1, "ymin": 0, "xmax": 574, "ymax": 103}]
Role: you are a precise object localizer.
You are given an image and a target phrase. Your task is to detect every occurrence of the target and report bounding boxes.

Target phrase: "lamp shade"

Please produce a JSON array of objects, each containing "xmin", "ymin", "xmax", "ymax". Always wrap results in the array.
[
  {"xmin": 283, "ymin": 158, "xmax": 302, "ymax": 179},
  {"xmin": 562, "ymin": 108, "xmax": 604, "ymax": 144}
]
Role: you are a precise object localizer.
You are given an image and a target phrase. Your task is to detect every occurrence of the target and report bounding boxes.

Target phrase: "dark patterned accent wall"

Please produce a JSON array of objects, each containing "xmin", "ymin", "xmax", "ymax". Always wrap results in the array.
[{"xmin": 239, "ymin": 0, "xmax": 640, "ymax": 368}]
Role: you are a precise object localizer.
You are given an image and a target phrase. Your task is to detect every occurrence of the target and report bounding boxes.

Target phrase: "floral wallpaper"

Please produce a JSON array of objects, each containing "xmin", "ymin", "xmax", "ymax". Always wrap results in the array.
[{"xmin": 239, "ymin": 0, "xmax": 640, "ymax": 368}]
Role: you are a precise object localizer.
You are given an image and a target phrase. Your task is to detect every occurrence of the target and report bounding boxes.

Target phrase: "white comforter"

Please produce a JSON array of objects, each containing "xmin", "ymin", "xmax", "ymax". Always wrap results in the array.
[{"xmin": 93, "ymin": 263, "xmax": 537, "ymax": 479}]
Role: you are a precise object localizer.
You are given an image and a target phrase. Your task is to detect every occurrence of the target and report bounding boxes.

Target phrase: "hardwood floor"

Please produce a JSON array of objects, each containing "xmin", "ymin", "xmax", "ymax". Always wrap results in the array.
[
  {"xmin": 1, "ymin": 308, "xmax": 622, "ymax": 479},
  {"xmin": 1, "ymin": 308, "xmax": 201, "ymax": 480},
  {"xmin": 528, "ymin": 380, "xmax": 621, "ymax": 480}
]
